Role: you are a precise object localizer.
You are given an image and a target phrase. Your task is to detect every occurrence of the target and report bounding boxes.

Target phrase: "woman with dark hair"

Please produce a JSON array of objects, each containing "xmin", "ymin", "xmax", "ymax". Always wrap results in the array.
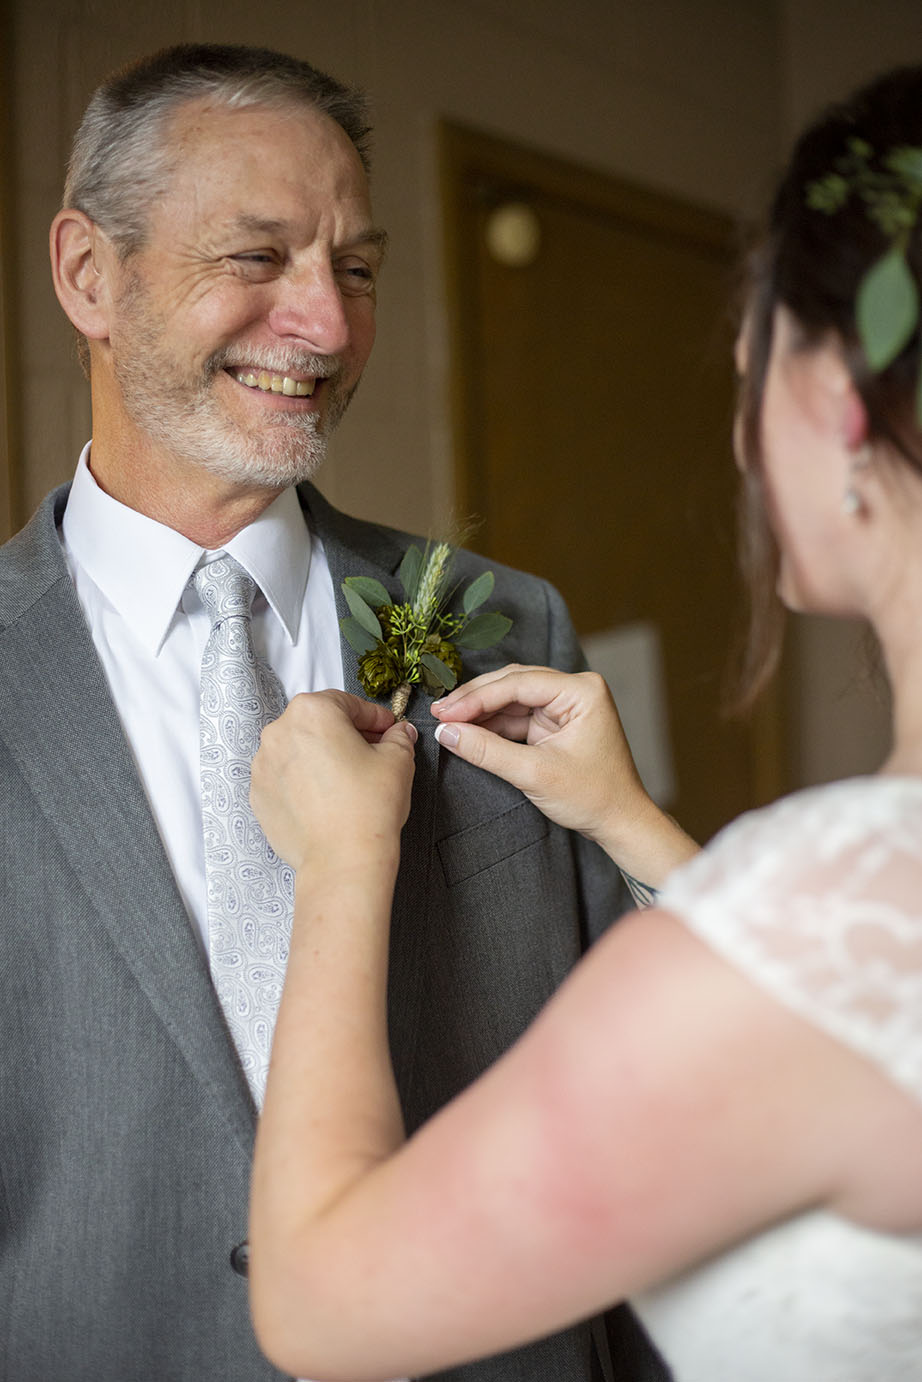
[{"xmin": 248, "ymin": 66, "xmax": 922, "ymax": 1382}]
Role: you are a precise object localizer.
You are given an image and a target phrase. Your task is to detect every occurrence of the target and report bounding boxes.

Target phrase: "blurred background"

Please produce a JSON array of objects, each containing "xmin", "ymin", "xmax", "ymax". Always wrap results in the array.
[{"xmin": 3, "ymin": 0, "xmax": 917, "ymax": 840}]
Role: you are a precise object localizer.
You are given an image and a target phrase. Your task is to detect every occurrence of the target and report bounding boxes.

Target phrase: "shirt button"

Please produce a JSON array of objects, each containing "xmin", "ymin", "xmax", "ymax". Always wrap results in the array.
[{"xmin": 230, "ymin": 1240, "xmax": 250, "ymax": 1276}]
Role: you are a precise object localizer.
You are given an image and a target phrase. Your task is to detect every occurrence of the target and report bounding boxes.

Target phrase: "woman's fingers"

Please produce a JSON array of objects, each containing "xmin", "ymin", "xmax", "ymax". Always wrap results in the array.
[
  {"xmin": 251, "ymin": 692, "xmax": 417, "ymax": 873},
  {"xmin": 433, "ymin": 666, "xmax": 589, "ymax": 728},
  {"xmin": 308, "ymin": 689, "xmax": 396, "ymax": 736},
  {"xmin": 432, "ymin": 663, "xmax": 537, "ymax": 710},
  {"xmin": 379, "ymin": 719, "xmax": 419, "ymax": 752},
  {"xmin": 431, "ymin": 667, "xmax": 652, "ymax": 848},
  {"xmin": 434, "ymin": 719, "xmax": 538, "ymax": 794}
]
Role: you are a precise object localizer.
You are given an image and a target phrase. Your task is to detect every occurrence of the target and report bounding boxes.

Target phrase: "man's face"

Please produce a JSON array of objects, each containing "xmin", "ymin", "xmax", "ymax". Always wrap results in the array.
[{"xmin": 104, "ymin": 98, "xmax": 384, "ymax": 490}]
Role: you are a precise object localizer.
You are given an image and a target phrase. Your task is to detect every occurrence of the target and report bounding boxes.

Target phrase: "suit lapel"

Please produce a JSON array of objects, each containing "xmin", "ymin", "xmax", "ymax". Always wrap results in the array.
[
  {"xmin": 299, "ymin": 485, "xmax": 438, "ymax": 1101},
  {"xmin": 0, "ymin": 483, "xmax": 441, "ymax": 1140},
  {"xmin": 0, "ymin": 491, "xmax": 256, "ymax": 1152}
]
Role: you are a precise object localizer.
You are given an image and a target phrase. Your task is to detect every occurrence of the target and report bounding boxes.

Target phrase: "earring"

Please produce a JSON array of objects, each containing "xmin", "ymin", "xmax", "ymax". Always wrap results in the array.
[{"xmin": 842, "ymin": 442, "xmax": 872, "ymax": 516}]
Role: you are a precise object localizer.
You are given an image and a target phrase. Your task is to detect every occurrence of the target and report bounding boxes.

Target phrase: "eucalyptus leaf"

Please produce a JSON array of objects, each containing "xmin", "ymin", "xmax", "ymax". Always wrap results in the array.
[
  {"xmin": 886, "ymin": 146, "xmax": 922, "ymax": 186},
  {"xmin": 420, "ymin": 652, "xmax": 458, "ymax": 691},
  {"xmin": 856, "ymin": 247, "xmax": 919, "ymax": 370},
  {"xmin": 806, "ymin": 173, "xmax": 849, "ymax": 213},
  {"xmin": 462, "ymin": 570, "xmax": 495, "ymax": 615},
  {"xmin": 342, "ymin": 584, "xmax": 385, "ymax": 639},
  {"xmin": 398, "ymin": 545, "xmax": 423, "ymax": 604},
  {"xmin": 454, "ymin": 612, "xmax": 514, "ymax": 649},
  {"xmin": 344, "ymin": 575, "xmax": 391, "ymax": 608},
  {"xmin": 340, "ymin": 615, "xmax": 380, "ymax": 657}
]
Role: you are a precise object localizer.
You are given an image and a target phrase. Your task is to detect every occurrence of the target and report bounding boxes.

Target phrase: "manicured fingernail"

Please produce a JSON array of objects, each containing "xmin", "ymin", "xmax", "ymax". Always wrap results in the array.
[
  {"xmin": 434, "ymin": 723, "xmax": 460, "ymax": 748},
  {"xmin": 402, "ymin": 721, "xmax": 418, "ymax": 742}
]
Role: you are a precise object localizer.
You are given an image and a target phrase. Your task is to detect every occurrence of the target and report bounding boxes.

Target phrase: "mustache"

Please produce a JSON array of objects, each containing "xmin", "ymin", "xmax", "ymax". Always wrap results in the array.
[{"xmin": 206, "ymin": 345, "xmax": 343, "ymax": 381}]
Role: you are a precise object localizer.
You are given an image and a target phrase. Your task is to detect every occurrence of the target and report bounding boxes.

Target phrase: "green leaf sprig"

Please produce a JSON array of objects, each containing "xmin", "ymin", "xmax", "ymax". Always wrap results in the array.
[
  {"xmin": 339, "ymin": 541, "xmax": 513, "ymax": 718},
  {"xmin": 806, "ymin": 138, "xmax": 922, "ymax": 420}
]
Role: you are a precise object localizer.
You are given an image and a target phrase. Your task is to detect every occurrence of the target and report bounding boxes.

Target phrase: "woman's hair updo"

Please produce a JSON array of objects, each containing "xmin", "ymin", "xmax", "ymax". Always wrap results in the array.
[{"xmin": 736, "ymin": 64, "xmax": 922, "ymax": 703}]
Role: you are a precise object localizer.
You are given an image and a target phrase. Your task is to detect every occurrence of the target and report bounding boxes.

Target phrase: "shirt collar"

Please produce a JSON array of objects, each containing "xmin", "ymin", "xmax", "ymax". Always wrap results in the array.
[
  {"xmin": 221, "ymin": 486, "xmax": 311, "ymax": 646},
  {"xmin": 62, "ymin": 444, "xmax": 311, "ymax": 655}
]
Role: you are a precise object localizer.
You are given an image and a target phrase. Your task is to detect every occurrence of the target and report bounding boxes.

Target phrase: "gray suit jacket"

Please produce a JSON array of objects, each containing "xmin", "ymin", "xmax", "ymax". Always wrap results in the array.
[{"xmin": 0, "ymin": 482, "xmax": 667, "ymax": 1382}]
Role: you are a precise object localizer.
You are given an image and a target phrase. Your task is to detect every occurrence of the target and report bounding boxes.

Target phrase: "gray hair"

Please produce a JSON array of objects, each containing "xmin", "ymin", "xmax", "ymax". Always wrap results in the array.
[{"xmin": 64, "ymin": 43, "xmax": 372, "ymax": 257}]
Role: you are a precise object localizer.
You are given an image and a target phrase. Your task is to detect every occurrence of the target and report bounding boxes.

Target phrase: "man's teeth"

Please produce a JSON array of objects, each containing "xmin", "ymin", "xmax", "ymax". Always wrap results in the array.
[{"xmin": 234, "ymin": 369, "xmax": 316, "ymax": 397}]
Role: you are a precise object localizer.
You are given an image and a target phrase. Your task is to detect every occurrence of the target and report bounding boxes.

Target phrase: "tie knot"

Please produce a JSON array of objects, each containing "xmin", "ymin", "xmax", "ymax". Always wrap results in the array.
[{"xmin": 194, "ymin": 557, "xmax": 257, "ymax": 627}]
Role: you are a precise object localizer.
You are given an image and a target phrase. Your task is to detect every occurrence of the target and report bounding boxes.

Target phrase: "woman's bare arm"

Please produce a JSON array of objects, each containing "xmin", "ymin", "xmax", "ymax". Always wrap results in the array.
[{"xmin": 249, "ymin": 859, "xmax": 922, "ymax": 1381}]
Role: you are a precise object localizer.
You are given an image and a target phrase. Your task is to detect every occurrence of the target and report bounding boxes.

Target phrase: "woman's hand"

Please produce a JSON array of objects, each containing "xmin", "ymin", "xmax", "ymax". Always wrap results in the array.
[
  {"xmin": 251, "ymin": 691, "xmax": 417, "ymax": 876},
  {"xmin": 431, "ymin": 665, "xmax": 697, "ymax": 886}
]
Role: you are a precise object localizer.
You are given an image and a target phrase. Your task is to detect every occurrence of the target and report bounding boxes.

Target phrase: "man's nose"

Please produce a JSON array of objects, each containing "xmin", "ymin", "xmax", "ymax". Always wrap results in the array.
[{"xmin": 267, "ymin": 264, "xmax": 351, "ymax": 356}]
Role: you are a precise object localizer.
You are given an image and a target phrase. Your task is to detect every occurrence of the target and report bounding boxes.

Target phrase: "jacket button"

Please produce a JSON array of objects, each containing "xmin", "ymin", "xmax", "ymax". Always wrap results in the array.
[{"xmin": 230, "ymin": 1240, "xmax": 250, "ymax": 1276}]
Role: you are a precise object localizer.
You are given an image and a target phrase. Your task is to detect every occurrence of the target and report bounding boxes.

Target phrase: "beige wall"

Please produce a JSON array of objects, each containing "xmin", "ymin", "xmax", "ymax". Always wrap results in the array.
[{"xmin": 6, "ymin": 0, "xmax": 921, "ymax": 786}]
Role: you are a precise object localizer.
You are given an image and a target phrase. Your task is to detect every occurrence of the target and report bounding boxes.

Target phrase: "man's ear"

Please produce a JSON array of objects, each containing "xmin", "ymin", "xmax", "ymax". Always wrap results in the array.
[{"xmin": 49, "ymin": 209, "xmax": 116, "ymax": 342}]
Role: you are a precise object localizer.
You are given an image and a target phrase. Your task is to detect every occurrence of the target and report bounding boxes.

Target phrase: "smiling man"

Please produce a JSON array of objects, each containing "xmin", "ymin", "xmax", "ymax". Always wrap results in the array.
[
  {"xmin": 54, "ymin": 88, "xmax": 383, "ymax": 540},
  {"xmin": 0, "ymin": 43, "xmax": 666, "ymax": 1382}
]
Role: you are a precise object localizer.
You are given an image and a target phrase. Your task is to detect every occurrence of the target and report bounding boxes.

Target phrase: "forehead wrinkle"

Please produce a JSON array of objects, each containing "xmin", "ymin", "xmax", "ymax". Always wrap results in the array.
[
  {"xmin": 230, "ymin": 212, "xmax": 388, "ymax": 250},
  {"xmin": 233, "ymin": 213, "xmax": 290, "ymax": 236}
]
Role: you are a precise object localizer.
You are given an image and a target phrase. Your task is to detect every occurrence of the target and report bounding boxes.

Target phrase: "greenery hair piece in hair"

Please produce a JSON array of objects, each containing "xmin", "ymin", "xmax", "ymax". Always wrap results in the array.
[{"xmin": 807, "ymin": 137, "xmax": 922, "ymax": 419}]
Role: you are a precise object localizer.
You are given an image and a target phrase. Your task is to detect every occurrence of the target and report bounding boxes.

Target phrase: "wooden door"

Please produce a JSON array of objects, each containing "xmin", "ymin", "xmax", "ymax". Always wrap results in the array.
[{"xmin": 441, "ymin": 123, "xmax": 783, "ymax": 844}]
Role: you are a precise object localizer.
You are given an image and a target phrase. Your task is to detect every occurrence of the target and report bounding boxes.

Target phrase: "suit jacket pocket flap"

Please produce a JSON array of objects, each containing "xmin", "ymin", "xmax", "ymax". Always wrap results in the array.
[{"xmin": 437, "ymin": 800, "xmax": 550, "ymax": 886}]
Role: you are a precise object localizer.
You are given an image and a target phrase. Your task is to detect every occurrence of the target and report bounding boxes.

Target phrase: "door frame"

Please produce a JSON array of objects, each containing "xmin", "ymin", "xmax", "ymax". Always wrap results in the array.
[{"xmin": 439, "ymin": 119, "xmax": 786, "ymax": 818}]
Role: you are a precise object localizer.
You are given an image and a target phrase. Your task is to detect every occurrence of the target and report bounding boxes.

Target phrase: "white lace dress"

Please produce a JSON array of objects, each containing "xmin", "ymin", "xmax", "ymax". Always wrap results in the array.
[{"xmin": 631, "ymin": 776, "xmax": 922, "ymax": 1382}]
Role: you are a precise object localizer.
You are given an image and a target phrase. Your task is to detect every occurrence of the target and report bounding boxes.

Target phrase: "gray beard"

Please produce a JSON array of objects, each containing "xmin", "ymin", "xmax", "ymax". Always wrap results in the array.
[
  {"xmin": 111, "ymin": 278, "xmax": 355, "ymax": 490},
  {"xmin": 149, "ymin": 395, "xmax": 333, "ymax": 490}
]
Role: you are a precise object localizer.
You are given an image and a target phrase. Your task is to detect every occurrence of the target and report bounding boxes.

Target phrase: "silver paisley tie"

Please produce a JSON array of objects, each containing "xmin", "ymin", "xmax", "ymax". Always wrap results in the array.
[{"xmin": 195, "ymin": 556, "xmax": 294, "ymax": 1105}]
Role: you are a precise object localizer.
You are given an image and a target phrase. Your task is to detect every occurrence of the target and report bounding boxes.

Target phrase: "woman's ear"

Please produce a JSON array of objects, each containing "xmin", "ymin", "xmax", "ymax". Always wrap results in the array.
[
  {"xmin": 840, "ymin": 383, "xmax": 869, "ymax": 452},
  {"xmin": 809, "ymin": 340, "xmax": 869, "ymax": 452},
  {"xmin": 49, "ymin": 209, "xmax": 115, "ymax": 344}
]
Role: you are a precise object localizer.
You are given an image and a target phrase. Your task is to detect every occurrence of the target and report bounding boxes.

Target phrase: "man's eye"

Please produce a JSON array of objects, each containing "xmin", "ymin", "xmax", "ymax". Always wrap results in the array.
[
  {"xmin": 335, "ymin": 261, "xmax": 376, "ymax": 295},
  {"xmin": 230, "ymin": 252, "xmax": 278, "ymax": 272}
]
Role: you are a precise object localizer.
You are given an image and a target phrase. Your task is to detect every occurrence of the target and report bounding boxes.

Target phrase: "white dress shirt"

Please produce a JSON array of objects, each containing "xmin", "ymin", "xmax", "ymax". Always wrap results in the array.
[
  {"xmin": 59, "ymin": 444, "xmax": 344, "ymax": 951},
  {"xmin": 61, "ymin": 448, "xmax": 403, "ymax": 1382}
]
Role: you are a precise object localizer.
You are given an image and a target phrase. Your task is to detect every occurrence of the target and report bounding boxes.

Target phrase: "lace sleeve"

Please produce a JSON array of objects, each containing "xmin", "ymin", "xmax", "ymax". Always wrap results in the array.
[{"xmin": 658, "ymin": 777, "xmax": 922, "ymax": 1106}]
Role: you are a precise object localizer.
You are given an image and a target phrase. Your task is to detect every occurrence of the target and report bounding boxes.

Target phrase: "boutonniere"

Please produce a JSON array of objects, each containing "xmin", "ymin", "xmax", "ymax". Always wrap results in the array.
[{"xmin": 340, "ymin": 541, "xmax": 513, "ymax": 718}]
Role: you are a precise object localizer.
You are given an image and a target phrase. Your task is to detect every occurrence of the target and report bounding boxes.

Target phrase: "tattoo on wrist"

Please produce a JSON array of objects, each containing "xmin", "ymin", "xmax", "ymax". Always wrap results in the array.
[{"xmin": 621, "ymin": 871, "xmax": 658, "ymax": 909}]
